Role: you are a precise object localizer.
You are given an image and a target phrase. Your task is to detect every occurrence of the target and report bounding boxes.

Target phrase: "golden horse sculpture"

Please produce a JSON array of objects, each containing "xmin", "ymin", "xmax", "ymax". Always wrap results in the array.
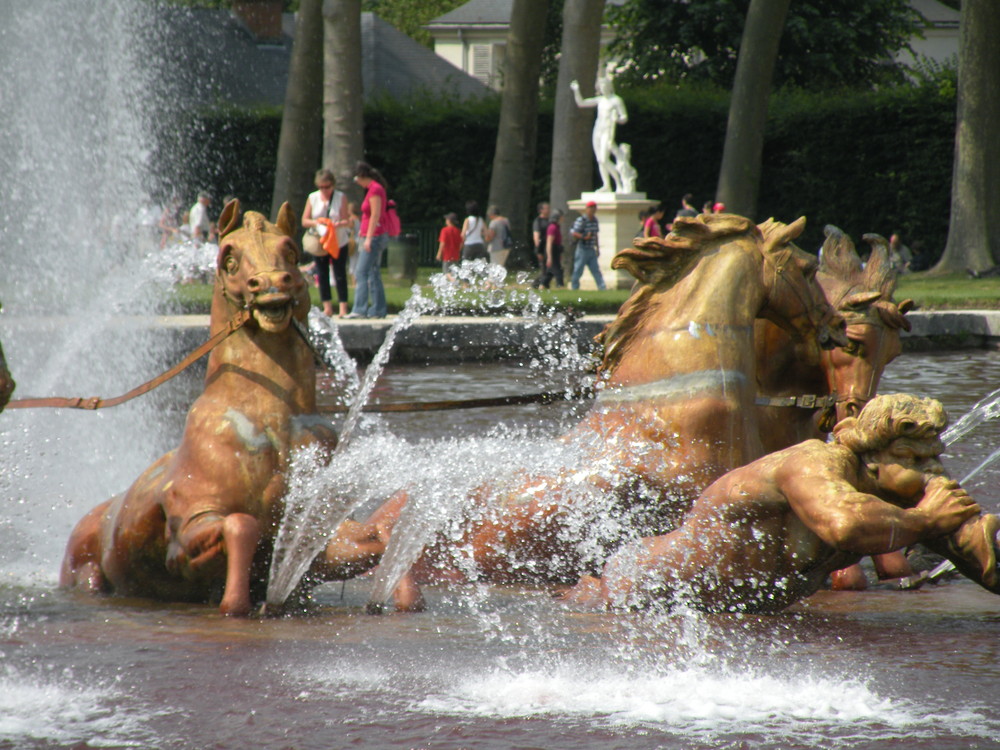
[
  {"xmin": 563, "ymin": 393, "xmax": 1000, "ymax": 613},
  {"xmin": 754, "ymin": 225, "xmax": 916, "ymax": 588},
  {"xmin": 61, "ymin": 201, "xmax": 339, "ymax": 616},
  {"xmin": 328, "ymin": 213, "xmax": 846, "ymax": 610}
]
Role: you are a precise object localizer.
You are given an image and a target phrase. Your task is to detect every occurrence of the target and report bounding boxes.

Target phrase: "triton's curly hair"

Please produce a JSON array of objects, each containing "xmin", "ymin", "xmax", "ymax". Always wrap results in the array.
[{"xmin": 833, "ymin": 393, "xmax": 947, "ymax": 455}]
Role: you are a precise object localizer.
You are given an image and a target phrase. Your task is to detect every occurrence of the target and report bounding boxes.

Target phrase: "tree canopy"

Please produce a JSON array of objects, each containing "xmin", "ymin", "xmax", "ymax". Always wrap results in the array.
[{"xmin": 607, "ymin": 0, "xmax": 924, "ymax": 90}]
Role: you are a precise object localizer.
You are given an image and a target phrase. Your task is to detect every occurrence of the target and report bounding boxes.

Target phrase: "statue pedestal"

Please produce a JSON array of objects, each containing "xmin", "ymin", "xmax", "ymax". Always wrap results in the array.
[{"xmin": 567, "ymin": 192, "xmax": 653, "ymax": 290}]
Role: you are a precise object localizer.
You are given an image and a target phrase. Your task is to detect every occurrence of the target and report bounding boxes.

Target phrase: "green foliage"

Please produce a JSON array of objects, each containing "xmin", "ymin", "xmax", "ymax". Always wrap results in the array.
[
  {"xmin": 362, "ymin": 91, "xmax": 554, "ymax": 238},
  {"xmin": 607, "ymin": 0, "xmax": 922, "ymax": 90},
  {"xmin": 756, "ymin": 85, "xmax": 955, "ymax": 259},
  {"xmin": 909, "ymin": 54, "xmax": 959, "ymax": 99},
  {"xmin": 361, "ymin": 0, "xmax": 465, "ymax": 47},
  {"xmin": 153, "ymin": 105, "xmax": 283, "ymax": 214}
]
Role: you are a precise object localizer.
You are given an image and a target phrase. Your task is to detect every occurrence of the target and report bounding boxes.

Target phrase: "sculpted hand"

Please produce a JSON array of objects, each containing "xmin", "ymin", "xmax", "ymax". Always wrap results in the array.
[{"xmin": 917, "ymin": 475, "xmax": 980, "ymax": 537}]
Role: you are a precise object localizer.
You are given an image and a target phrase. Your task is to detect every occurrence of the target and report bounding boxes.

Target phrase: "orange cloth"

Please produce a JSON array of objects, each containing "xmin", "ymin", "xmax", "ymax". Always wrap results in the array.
[{"xmin": 316, "ymin": 218, "xmax": 341, "ymax": 258}]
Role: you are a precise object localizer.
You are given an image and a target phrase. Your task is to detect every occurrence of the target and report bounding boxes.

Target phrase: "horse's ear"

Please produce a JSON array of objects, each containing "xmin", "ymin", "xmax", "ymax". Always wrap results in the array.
[
  {"xmin": 219, "ymin": 199, "xmax": 242, "ymax": 238},
  {"xmin": 843, "ymin": 290, "xmax": 882, "ymax": 310},
  {"xmin": 819, "ymin": 225, "xmax": 862, "ymax": 278},
  {"xmin": 275, "ymin": 202, "xmax": 297, "ymax": 239},
  {"xmin": 759, "ymin": 215, "xmax": 807, "ymax": 255},
  {"xmin": 861, "ymin": 234, "xmax": 897, "ymax": 296},
  {"xmin": 898, "ymin": 298, "xmax": 915, "ymax": 315}
]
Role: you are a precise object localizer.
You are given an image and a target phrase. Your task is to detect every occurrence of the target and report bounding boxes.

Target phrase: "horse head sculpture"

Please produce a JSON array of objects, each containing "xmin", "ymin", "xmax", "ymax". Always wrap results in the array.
[
  {"xmin": 755, "ymin": 223, "xmax": 913, "ymax": 454},
  {"xmin": 817, "ymin": 226, "xmax": 913, "ymax": 421},
  {"xmin": 213, "ymin": 200, "xmax": 310, "ymax": 335},
  {"xmin": 601, "ymin": 213, "xmax": 844, "ymax": 380}
]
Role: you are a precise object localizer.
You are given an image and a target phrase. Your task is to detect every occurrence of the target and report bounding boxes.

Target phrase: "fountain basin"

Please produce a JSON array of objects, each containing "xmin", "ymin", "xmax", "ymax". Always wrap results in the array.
[{"xmin": 5, "ymin": 309, "xmax": 1000, "ymax": 365}]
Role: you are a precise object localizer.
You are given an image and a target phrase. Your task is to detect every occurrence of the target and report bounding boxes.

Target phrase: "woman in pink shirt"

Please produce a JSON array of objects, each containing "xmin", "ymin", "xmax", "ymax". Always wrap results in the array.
[
  {"xmin": 643, "ymin": 203, "xmax": 666, "ymax": 238},
  {"xmin": 345, "ymin": 161, "xmax": 389, "ymax": 319}
]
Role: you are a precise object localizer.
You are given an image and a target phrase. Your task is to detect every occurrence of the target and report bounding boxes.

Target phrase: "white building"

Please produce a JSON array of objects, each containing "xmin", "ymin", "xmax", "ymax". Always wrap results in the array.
[
  {"xmin": 425, "ymin": 0, "xmax": 625, "ymax": 91},
  {"xmin": 902, "ymin": 0, "xmax": 960, "ymax": 67}
]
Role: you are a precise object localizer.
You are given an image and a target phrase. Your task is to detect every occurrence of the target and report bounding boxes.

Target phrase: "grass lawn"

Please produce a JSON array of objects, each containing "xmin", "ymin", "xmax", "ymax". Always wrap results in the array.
[
  {"xmin": 159, "ymin": 269, "xmax": 1000, "ymax": 316},
  {"xmin": 896, "ymin": 273, "xmax": 1000, "ymax": 310}
]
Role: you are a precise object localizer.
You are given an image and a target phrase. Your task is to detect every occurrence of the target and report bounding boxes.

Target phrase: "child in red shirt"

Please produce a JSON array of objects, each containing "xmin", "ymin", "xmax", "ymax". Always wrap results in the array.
[{"xmin": 436, "ymin": 212, "xmax": 463, "ymax": 275}]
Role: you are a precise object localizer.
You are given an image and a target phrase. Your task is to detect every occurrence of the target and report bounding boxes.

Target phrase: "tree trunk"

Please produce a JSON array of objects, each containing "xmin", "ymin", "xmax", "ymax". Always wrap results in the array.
[
  {"xmin": 322, "ymin": 0, "xmax": 364, "ymax": 197},
  {"xmin": 549, "ymin": 0, "xmax": 605, "ymax": 214},
  {"xmin": 715, "ymin": 0, "xmax": 791, "ymax": 219},
  {"xmin": 270, "ymin": 0, "xmax": 324, "ymax": 221},
  {"xmin": 487, "ymin": 0, "xmax": 549, "ymax": 245},
  {"xmin": 932, "ymin": 0, "xmax": 1000, "ymax": 274}
]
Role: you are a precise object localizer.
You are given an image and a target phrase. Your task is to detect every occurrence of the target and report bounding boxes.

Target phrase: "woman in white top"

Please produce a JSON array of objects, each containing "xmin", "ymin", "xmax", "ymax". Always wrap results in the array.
[
  {"xmin": 460, "ymin": 200, "xmax": 488, "ymax": 262},
  {"xmin": 301, "ymin": 168, "xmax": 351, "ymax": 317}
]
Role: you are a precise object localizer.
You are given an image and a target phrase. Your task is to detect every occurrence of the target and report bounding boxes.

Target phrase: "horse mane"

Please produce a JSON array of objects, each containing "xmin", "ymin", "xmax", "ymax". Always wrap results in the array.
[
  {"xmin": 597, "ymin": 213, "xmax": 759, "ymax": 373},
  {"xmin": 819, "ymin": 225, "xmax": 911, "ymax": 331}
]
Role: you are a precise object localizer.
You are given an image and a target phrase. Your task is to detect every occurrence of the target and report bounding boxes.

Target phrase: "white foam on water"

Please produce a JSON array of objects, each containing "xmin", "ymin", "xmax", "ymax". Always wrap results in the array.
[
  {"xmin": 0, "ymin": 666, "xmax": 153, "ymax": 747},
  {"xmin": 415, "ymin": 661, "xmax": 997, "ymax": 744}
]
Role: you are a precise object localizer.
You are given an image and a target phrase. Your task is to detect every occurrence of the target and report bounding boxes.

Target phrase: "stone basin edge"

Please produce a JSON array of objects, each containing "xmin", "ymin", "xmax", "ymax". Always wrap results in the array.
[{"xmin": 3, "ymin": 310, "xmax": 999, "ymax": 363}]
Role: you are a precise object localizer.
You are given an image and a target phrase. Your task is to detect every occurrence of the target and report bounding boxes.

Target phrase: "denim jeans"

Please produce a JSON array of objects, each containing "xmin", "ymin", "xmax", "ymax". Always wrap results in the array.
[
  {"xmin": 570, "ymin": 245, "xmax": 606, "ymax": 290},
  {"xmin": 351, "ymin": 233, "xmax": 388, "ymax": 317}
]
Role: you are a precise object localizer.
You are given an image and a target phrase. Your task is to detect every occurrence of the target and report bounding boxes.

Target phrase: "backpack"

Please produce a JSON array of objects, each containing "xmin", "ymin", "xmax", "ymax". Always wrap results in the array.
[
  {"xmin": 502, "ymin": 220, "xmax": 513, "ymax": 249},
  {"xmin": 384, "ymin": 199, "xmax": 401, "ymax": 237}
]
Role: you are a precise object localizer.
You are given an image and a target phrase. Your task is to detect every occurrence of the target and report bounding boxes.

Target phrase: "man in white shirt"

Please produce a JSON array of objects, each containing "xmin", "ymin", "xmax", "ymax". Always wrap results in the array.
[{"xmin": 189, "ymin": 191, "xmax": 215, "ymax": 244}]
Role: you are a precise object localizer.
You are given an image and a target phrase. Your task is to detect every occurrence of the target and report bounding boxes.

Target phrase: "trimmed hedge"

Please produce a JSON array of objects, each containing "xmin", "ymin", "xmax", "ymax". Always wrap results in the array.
[{"xmin": 156, "ymin": 84, "xmax": 956, "ymax": 265}]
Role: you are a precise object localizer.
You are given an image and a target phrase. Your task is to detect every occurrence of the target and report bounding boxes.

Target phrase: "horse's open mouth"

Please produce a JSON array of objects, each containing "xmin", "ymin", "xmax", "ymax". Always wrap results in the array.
[{"xmin": 252, "ymin": 294, "xmax": 293, "ymax": 330}]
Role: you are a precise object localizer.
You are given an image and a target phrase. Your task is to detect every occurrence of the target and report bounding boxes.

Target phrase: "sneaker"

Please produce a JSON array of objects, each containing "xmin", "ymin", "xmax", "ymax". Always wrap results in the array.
[{"xmin": 342, "ymin": 312, "xmax": 365, "ymax": 320}]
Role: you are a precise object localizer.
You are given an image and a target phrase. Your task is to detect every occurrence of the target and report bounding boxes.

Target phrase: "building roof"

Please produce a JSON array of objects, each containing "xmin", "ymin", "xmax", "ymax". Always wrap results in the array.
[
  {"xmin": 427, "ymin": 0, "xmax": 626, "ymax": 29},
  {"xmin": 153, "ymin": 5, "xmax": 292, "ymax": 110},
  {"xmin": 911, "ymin": 0, "xmax": 960, "ymax": 28},
  {"xmin": 362, "ymin": 13, "xmax": 492, "ymax": 100},
  {"xmin": 428, "ymin": 0, "xmax": 517, "ymax": 27},
  {"xmin": 152, "ymin": 6, "xmax": 488, "ymax": 111}
]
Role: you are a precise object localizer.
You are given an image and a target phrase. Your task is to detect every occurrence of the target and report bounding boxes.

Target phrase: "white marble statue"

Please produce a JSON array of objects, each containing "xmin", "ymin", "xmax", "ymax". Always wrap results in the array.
[
  {"xmin": 571, "ymin": 66, "xmax": 630, "ymax": 193},
  {"xmin": 616, "ymin": 143, "xmax": 637, "ymax": 193}
]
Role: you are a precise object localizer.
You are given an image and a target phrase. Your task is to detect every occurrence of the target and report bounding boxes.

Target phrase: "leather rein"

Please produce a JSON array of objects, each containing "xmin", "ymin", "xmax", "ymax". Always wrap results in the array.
[{"xmin": 5, "ymin": 310, "xmax": 251, "ymax": 411}]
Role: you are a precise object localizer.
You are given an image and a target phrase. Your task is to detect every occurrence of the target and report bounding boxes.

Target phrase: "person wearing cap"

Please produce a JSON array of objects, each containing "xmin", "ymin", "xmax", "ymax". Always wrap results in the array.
[
  {"xmin": 189, "ymin": 191, "xmax": 215, "ymax": 245},
  {"xmin": 570, "ymin": 201, "xmax": 606, "ymax": 291},
  {"xmin": 436, "ymin": 212, "xmax": 462, "ymax": 276},
  {"xmin": 713, "ymin": 202, "xmax": 726, "ymax": 213}
]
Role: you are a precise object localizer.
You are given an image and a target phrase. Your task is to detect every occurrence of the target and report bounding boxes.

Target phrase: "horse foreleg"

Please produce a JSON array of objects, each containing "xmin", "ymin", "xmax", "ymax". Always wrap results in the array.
[
  {"xmin": 168, "ymin": 511, "xmax": 261, "ymax": 616},
  {"xmin": 60, "ymin": 499, "xmax": 112, "ymax": 593},
  {"xmin": 392, "ymin": 569, "xmax": 425, "ymax": 612},
  {"xmin": 218, "ymin": 513, "xmax": 261, "ymax": 617}
]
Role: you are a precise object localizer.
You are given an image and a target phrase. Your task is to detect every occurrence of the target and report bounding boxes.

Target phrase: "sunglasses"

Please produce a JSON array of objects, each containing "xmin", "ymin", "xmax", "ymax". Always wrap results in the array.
[{"xmin": 318, "ymin": 183, "xmax": 333, "ymax": 190}]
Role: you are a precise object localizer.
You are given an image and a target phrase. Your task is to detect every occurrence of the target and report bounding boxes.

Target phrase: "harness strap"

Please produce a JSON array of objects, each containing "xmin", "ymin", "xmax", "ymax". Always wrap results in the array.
[
  {"xmin": 320, "ymin": 386, "xmax": 597, "ymax": 414},
  {"xmin": 754, "ymin": 394, "xmax": 838, "ymax": 409},
  {"xmin": 6, "ymin": 309, "xmax": 252, "ymax": 411}
]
